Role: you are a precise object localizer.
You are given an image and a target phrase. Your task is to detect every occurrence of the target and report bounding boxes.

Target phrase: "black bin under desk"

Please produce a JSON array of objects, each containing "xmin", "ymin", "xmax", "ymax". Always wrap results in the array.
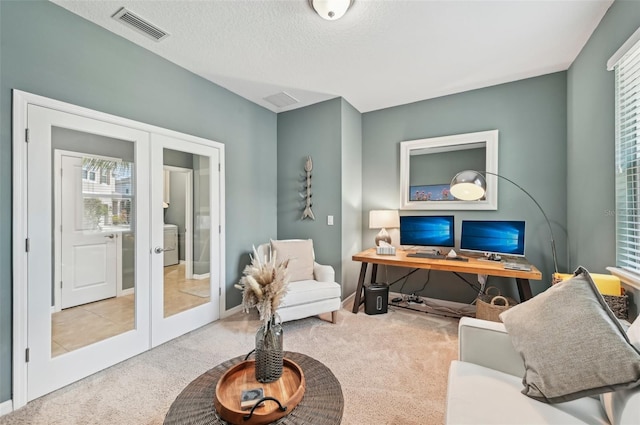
[{"xmin": 364, "ymin": 282, "xmax": 389, "ymax": 315}]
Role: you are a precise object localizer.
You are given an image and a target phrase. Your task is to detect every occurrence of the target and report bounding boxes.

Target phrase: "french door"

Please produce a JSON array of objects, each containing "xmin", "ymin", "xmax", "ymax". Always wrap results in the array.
[
  {"xmin": 27, "ymin": 105, "xmax": 151, "ymax": 400},
  {"xmin": 19, "ymin": 96, "xmax": 223, "ymax": 403},
  {"xmin": 151, "ymin": 133, "xmax": 220, "ymax": 346}
]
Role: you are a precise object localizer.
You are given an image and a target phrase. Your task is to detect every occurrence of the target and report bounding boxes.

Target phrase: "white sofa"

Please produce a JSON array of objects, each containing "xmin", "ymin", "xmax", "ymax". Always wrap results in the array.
[
  {"xmin": 446, "ymin": 317, "xmax": 640, "ymax": 424},
  {"xmin": 256, "ymin": 240, "xmax": 341, "ymax": 323}
]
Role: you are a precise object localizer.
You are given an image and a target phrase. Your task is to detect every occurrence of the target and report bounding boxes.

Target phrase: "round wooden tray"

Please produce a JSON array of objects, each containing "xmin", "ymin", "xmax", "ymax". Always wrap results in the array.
[{"xmin": 213, "ymin": 358, "xmax": 306, "ymax": 425}]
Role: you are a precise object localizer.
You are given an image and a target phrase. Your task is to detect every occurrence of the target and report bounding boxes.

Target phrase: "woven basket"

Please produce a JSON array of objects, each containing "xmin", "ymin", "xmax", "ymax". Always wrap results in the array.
[
  {"xmin": 604, "ymin": 289, "xmax": 629, "ymax": 321},
  {"xmin": 476, "ymin": 287, "xmax": 518, "ymax": 322}
]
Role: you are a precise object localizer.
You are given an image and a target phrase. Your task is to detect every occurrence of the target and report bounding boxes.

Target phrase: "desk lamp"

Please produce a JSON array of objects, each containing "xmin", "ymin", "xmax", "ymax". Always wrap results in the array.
[
  {"xmin": 450, "ymin": 170, "xmax": 558, "ymax": 274},
  {"xmin": 369, "ymin": 210, "xmax": 400, "ymax": 246}
]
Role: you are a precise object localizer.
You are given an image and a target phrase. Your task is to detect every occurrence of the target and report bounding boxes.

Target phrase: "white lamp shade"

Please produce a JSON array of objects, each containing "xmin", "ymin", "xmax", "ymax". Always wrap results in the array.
[
  {"xmin": 369, "ymin": 210, "xmax": 400, "ymax": 229},
  {"xmin": 310, "ymin": 0, "xmax": 352, "ymax": 20},
  {"xmin": 450, "ymin": 170, "xmax": 487, "ymax": 201}
]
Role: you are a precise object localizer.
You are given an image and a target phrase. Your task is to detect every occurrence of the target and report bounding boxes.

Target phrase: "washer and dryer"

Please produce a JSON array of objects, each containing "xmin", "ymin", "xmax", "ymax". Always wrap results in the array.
[{"xmin": 163, "ymin": 224, "xmax": 179, "ymax": 266}]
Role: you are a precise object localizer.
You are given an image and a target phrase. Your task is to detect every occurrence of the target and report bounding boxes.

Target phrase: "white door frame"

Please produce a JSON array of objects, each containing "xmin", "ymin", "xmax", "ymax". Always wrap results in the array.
[
  {"xmin": 163, "ymin": 165, "xmax": 194, "ymax": 279},
  {"xmin": 12, "ymin": 90, "xmax": 226, "ymax": 410}
]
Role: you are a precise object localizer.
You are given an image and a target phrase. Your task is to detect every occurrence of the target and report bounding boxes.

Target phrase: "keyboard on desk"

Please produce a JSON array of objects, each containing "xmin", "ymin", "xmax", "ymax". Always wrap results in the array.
[
  {"xmin": 445, "ymin": 256, "xmax": 469, "ymax": 262},
  {"xmin": 406, "ymin": 252, "xmax": 445, "ymax": 259},
  {"xmin": 503, "ymin": 261, "xmax": 532, "ymax": 271}
]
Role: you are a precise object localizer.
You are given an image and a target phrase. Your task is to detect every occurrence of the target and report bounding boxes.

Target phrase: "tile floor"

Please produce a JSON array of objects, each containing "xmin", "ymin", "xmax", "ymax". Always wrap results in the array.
[{"xmin": 51, "ymin": 263, "xmax": 210, "ymax": 357}]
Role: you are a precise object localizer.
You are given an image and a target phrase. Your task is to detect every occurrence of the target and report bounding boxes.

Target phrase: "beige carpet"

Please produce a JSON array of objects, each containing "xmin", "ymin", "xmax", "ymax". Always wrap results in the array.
[{"xmin": 0, "ymin": 304, "xmax": 459, "ymax": 425}]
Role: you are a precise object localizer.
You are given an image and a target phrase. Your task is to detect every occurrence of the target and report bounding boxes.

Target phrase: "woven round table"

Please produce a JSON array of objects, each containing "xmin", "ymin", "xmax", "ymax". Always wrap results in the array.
[{"xmin": 164, "ymin": 351, "xmax": 343, "ymax": 425}]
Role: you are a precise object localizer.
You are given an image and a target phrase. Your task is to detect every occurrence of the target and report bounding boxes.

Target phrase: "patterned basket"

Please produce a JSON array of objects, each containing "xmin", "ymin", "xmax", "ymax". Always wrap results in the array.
[
  {"xmin": 603, "ymin": 289, "xmax": 629, "ymax": 321},
  {"xmin": 553, "ymin": 273, "xmax": 628, "ymax": 321}
]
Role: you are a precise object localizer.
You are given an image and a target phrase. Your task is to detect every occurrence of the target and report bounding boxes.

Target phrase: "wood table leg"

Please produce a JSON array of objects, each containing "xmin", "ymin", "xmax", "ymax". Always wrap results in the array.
[
  {"xmin": 516, "ymin": 278, "xmax": 533, "ymax": 301},
  {"xmin": 370, "ymin": 264, "xmax": 378, "ymax": 284},
  {"xmin": 352, "ymin": 263, "xmax": 368, "ymax": 313}
]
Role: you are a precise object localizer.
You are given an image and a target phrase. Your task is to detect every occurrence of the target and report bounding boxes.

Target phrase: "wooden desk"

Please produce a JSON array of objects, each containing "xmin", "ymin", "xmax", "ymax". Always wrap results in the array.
[{"xmin": 351, "ymin": 248, "xmax": 542, "ymax": 314}]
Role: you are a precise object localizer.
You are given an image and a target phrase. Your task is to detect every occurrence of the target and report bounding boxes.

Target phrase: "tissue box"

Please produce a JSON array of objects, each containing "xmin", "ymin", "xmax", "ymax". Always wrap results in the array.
[{"xmin": 376, "ymin": 245, "xmax": 396, "ymax": 255}]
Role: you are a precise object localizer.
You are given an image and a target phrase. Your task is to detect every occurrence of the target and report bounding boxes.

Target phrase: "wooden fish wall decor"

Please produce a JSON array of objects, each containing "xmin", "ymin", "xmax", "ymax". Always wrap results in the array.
[{"xmin": 301, "ymin": 156, "xmax": 315, "ymax": 220}]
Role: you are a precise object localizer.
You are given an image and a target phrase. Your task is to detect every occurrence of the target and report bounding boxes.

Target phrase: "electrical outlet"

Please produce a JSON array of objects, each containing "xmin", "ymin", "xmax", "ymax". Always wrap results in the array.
[{"xmin": 327, "ymin": 215, "xmax": 334, "ymax": 226}]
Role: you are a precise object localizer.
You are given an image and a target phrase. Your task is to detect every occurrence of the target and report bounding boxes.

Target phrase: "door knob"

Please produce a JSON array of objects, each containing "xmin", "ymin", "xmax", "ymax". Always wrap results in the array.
[
  {"xmin": 154, "ymin": 246, "xmax": 164, "ymax": 254},
  {"xmin": 104, "ymin": 234, "xmax": 115, "ymax": 239}
]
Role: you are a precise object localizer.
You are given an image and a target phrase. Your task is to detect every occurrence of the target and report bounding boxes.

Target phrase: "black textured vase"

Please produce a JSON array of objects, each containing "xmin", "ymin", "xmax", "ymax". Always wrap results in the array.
[{"xmin": 254, "ymin": 317, "xmax": 283, "ymax": 383}]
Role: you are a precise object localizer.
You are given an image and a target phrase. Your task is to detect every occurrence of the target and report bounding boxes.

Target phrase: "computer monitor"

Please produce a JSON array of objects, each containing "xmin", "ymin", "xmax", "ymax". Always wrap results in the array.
[
  {"xmin": 399, "ymin": 215, "xmax": 455, "ymax": 248},
  {"xmin": 460, "ymin": 220, "xmax": 526, "ymax": 257}
]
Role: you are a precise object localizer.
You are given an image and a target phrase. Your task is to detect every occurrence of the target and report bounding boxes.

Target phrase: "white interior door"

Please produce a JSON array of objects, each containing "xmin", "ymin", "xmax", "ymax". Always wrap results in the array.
[
  {"xmin": 60, "ymin": 154, "xmax": 118, "ymax": 309},
  {"xmin": 151, "ymin": 133, "xmax": 221, "ymax": 346},
  {"xmin": 26, "ymin": 104, "xmax": 150, "ymax": 401}
]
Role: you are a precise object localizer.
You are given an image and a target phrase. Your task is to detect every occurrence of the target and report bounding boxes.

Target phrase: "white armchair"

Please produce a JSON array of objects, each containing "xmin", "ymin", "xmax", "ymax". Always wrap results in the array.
[{"xmin": 255, "ymin": 239, "xmax": 341, "ymax": 324}]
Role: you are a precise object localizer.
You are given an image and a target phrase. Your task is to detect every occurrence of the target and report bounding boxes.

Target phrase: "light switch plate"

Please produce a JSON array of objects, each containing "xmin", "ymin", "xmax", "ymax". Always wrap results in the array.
[{"xmin": 327, "ymin": 215, "xmax": 334, "ymax": 225}]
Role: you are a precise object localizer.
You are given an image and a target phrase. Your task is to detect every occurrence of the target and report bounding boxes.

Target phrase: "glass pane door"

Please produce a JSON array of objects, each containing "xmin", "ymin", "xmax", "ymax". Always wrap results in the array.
[
  {"xmin": 27, "ymin": 105, "xmax": 150, "ymax": 401},
  {"xmin": 151, "ymin": 134, "xmax": 220, "ymax": 347}
]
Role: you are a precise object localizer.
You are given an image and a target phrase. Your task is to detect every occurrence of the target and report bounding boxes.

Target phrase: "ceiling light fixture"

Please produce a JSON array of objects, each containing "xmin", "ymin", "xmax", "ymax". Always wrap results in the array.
[{"xmin": 309, "ymin": 0, "xmax": 354, "ymax": 21}]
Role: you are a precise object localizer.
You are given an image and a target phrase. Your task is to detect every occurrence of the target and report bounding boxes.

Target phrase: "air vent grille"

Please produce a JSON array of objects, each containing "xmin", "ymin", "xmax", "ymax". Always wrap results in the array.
[
  {"xmin": 264, "ymin": 92, "xmax": 300, "ymax": 108},
  {"xmin": 112, "ymin": 7, "xmax": 169, "ymax": 41}
]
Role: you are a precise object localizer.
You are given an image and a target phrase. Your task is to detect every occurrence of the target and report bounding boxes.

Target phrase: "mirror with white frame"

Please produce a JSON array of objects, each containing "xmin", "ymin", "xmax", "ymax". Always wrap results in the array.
[{"xmin": 399, "ymin": 130, "xmax": 499, "ymax": 210}]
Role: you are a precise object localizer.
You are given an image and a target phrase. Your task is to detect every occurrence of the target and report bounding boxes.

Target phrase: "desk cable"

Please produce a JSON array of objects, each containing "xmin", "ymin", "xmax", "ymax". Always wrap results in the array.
[{"xmin": 382, "ymin": 266, "xmax": 421, "ymax": 299}]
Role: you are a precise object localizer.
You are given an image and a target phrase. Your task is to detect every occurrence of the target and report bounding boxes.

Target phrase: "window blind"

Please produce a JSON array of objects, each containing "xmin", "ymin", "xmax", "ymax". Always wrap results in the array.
[{"xmin": 615, "ymin": 38, "xmax": 640, "ymax": 273}]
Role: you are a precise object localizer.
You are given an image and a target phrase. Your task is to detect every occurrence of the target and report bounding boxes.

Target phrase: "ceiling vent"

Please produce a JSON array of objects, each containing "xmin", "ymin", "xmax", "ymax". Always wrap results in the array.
[
  {"xmin": 264, "ymin": 92, "xmax": 300, "ymax": 108},
  {"xmin": 112, "ymin": 7, "xmax": 169, "ymax": 42}
]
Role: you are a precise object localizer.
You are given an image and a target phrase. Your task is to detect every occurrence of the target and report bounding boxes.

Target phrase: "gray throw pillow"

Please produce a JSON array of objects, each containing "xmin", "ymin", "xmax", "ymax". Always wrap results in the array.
[{"xmin": 499, "ymin": 266, "xmax": 640, "ymax": 403}]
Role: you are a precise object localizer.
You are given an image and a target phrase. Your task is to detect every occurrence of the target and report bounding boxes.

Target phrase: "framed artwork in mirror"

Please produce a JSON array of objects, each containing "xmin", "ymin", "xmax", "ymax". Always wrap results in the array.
[{"xmin": 399, "ymin": 130, "xmax": 498, "ymax": 210}]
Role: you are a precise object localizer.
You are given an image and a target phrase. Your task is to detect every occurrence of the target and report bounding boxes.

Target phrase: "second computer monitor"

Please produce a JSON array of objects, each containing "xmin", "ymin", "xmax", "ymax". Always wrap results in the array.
[{"xmin": 460, "ymin": 220, "xmax": 526, "ymax": 257}]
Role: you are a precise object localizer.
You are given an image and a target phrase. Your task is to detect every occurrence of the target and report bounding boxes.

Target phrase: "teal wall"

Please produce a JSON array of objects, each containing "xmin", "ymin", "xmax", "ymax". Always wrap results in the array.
[
  {"xmin": 362, "ymin": 73, "xmax": 568, "ymax": 302},
  {"xmin": 567, "ymin": 0, "xmax": 640, "ymax": 318},
  {"xmin": 567, "ymin": 0, "xmax": 640, "ymax": 271},
  {"xmin": 0, "ymin": 1, "xmax": 277, "ymax": 402},
  {"xmin": 276, "ymin": 99, "xmax": 343, "ymax": 278}
]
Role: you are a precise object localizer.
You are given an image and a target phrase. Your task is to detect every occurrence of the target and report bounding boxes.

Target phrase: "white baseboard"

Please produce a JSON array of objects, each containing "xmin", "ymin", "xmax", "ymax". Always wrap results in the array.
[
  {"xmin": 341, "ymin": 292, "xmax": 355, "ymax": 308},
  {"xmin": 221, "ymin": 303, "xmax": 243, "ymax": 319},
  {"xmin": 120, "ymin": 288, "xmax": 135, "ymax": 297},
  {"xmin": 0, "ymin": 399, "xmax": 13, "ymax": 416},
  {"xmin": 193, "ymin": 273, "xmax": 210, "ymax": 280}
]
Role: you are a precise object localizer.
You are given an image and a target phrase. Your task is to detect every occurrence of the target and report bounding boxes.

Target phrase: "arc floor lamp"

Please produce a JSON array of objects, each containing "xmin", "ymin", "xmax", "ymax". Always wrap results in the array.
[{"xmin": 450, "ymin": 170, "xmax": 559, "ymax": 274}]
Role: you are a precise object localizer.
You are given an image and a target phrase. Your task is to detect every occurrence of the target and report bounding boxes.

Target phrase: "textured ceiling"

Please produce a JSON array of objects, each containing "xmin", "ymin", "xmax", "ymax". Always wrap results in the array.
[{"xmin": 51, "ymin": 0, "xmax": 613, "ymax": 113}]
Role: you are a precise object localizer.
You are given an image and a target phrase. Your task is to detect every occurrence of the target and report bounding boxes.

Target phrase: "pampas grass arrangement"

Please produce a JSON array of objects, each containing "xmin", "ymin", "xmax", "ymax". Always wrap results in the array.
[{"xmin": 240, "ymin": 246, "xmax": 290, "ymax": 328}]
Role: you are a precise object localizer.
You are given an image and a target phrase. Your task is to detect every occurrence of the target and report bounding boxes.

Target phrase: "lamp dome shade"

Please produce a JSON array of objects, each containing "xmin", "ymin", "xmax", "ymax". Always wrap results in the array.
[
  {"xmin": 369, "ymin": 210, "xmax": 399, "ymax": 229},
  {"xmin": 309, "ymin": 0, "xmax": 353, "ymax": 20},
  {"xmin": 450, "ymin": 170, "xmax": 487, "ymax": 201}
]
